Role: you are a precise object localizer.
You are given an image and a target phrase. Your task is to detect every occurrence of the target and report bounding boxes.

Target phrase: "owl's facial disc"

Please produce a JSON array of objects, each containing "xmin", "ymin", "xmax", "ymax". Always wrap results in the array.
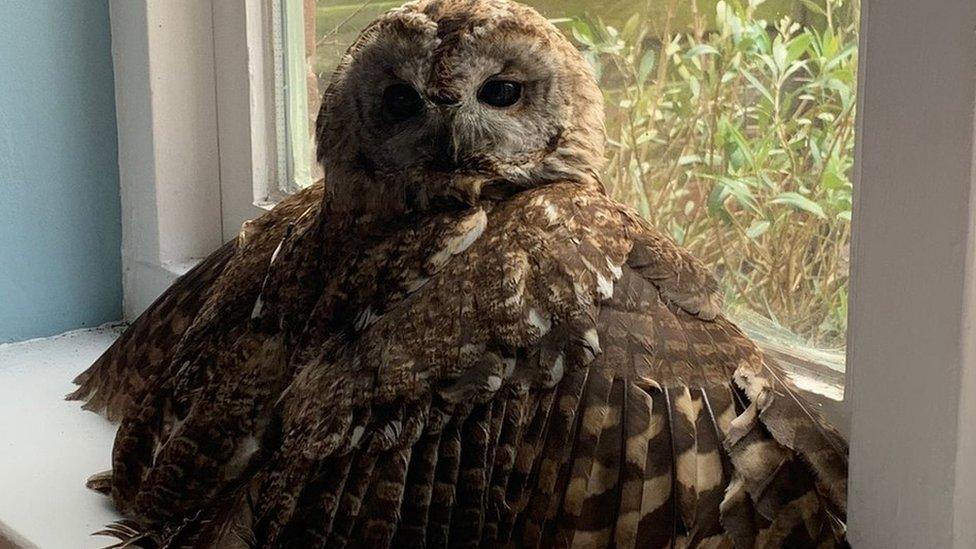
[{"xmin": 316, "ymin": 0, "xmax": 606, "ymax": 215}]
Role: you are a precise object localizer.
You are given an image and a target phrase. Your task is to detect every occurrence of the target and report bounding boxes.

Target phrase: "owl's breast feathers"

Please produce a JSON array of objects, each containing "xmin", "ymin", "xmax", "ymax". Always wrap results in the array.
[{"xmin": 72, "ymin": 181, "xmax": 847, "ymax": 548}]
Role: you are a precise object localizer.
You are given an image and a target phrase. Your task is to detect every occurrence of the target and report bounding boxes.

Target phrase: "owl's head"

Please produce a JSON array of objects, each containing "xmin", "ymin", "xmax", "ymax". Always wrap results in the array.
[{"xmin": 316, "ymin": 0, "xmax": 605, "ymax": 216}]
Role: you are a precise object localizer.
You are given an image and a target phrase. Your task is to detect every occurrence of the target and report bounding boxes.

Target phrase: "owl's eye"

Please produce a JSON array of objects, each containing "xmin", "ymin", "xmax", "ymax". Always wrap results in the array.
[
  {"xmin": 382, "ymin": 82, "xmax": 424, "ymax": 121},
  {"xmin": 478, "ymin": 79, "xmax": 523, "ymax": 108}
]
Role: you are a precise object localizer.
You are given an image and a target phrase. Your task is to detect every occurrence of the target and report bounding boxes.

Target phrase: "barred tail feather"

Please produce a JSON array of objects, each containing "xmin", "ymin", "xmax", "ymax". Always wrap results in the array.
[
  {"xmin": 561, "ymin": 376, "xmax": 625, "ymax": 548},
  {"xmin": 550, "ymin": 367, "xmax": 618, "ymax": 547},
  {"xmin": 449, "ymin": 403, "xmax": 495, "ymax": 547},
  {"xmin": 753, "ymin": 362, "xmax": 848, "ymax": 514},
  {"xmin": 635, "ymin": 389, "xmax": 678, "ymax": 547},
  {"xmin": 393, "ymin": 428, "xmax": 443, "ymax": 547},
  {"xmin": 427, "ymin": 409, "xmax": 466, "ymax": 547},
  {"xmin": 514, "ymin": 367, "xmax": 590, "ymax": 546},
  {"xmin": 723, "ymin": 371, "xmax": 848, "ymax": 547}
]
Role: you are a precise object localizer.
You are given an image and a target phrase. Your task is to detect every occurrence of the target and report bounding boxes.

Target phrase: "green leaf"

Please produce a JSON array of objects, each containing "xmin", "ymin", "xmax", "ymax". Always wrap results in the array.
[
  {"xmin": 771, "ymin": 192, "xmax": 827, "ymax": 218},
  {"xmin": 837, "ymin": 211, "xmax": 852, "ymax": 221},
  {"xmin": 800, "ymin": 0, "xmax": 829, "ymax": 18},
  {"xmin": 720, "ymin": 118, "xmax": 757, "ymax": 169},
  {"xmin": 773, "ymin": 38, "xmax": 789, "ymax": 71},
  {"xmin": 738, "ymin": 68, "xmax": 774, "ymax": 104},
  {"xmin": 717, "ymin": 176, "xmax": 761, "ymax": 214},
  {"xmin": 786, "ymin": 34, "xmax": 814, "ymax": 64},
  {"xmin": 572, "ymin": 19, "xmax": 595, "ymax": 46},
  {"xmin": 686, "ymin": 44, "xmax": 720, "ymax": 57},
  {"xmin": 821, "ymin": 167, "xmax": 848, "ymax": 191},
  {"xmin": 635, "ymin": 131, "xmax": 654, "ymax": 146},
  {"xmin": 583, "ymin": 51, "xmax": 602, "ymax": 80},
  {"xmin": 746, "ymin": 220, "xmax": 771, "ymax": 238},
  {"xmin": 707, "ymin": 185, "xmax": 735, "ymax": 224},
  {"xmin": 824, "ymin": 43, "xmax": 858, "ymax": 71},
  {"xmin": 671, "ymin": 224, "xmax": 687, "ymax": 245},
  {"xmin": 687, "ymin": 75, "xmax": 701, "ymax": 100},
  {"xmin": 716, "ymin": 1, "xmax": 731, "ymax": 33},
  {"xmin": 781, "ymin": 59, "xmax": 809, "ymax": 82},
  {"xmin": 638, "ymin": 50, "xmax": 656, "ymax": 83}
]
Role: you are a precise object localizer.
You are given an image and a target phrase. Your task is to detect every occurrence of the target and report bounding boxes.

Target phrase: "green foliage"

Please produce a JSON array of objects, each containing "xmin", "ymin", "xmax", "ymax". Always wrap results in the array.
[{"xmin": 571, "ymin": 0, "xmax": 859, "ymax": 347}]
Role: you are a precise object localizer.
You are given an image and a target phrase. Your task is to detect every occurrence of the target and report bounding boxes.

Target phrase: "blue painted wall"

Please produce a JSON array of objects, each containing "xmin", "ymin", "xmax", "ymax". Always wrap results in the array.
[{"xmin": 0, "ymin": 0, "xmax": 121, "ymax": 343}]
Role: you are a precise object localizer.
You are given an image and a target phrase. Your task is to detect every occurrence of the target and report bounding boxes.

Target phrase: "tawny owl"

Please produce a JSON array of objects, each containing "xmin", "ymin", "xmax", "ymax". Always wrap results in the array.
[{"xmin": 70, "ymin": 1, "xmax": 848, "ymax": 547}]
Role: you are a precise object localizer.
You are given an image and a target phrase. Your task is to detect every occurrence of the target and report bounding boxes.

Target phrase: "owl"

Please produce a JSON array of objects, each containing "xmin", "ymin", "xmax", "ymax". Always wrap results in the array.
[{"xmin": 70, "ymin": 1, "xmax": 848, "ymax": 547}]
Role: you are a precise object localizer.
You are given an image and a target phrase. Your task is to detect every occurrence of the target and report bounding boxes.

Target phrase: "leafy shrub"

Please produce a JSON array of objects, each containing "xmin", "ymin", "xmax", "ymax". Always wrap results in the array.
[{"xmin": 571, "ymin": 0, "xmax": 858, "ymax": 348}]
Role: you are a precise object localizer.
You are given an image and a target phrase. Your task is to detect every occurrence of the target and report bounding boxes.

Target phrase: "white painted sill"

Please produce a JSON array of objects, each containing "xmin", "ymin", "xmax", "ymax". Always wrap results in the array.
[{"xmin": 0, "ymin": 326, "xmax": 123, "ymax": 549}]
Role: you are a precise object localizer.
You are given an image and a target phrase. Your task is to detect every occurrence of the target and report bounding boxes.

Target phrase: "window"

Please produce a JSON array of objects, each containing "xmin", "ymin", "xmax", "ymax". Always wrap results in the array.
[{"xmin": 274, "ymin": 0, "xmax": 859, "ymax": 406}]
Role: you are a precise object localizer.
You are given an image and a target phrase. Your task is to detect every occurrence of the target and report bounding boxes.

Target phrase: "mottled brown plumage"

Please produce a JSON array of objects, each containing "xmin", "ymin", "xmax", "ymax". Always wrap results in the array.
[{"xmin": 72, "ymin": 1, "xmax": 847, "ymax": 547}]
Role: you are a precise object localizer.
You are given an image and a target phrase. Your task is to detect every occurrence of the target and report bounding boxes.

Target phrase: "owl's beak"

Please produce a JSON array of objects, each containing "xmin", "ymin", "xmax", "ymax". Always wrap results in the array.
[{"xmin": 429, "ymin": 129, "xmax": 460, "ymax": 173}]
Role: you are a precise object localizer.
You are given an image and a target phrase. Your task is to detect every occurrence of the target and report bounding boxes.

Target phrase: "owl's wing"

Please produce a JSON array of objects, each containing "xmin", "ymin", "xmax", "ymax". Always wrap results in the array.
[
  {"xmin": 99, "ymin": 203, "xmax": 492, "ymax": 533},
  {"xmin": 67, "ymin": 239, "xmax": 236, "ymax": 421},
  {"xmin": 92, "ymin": 183, "xmax": 846, "ymax": 548},
  {"xmin": 242, "ymin": 184, "xmax": 846, "ymax": 548},
  {"xmin": 67, "ymin": 183, "xmax": 325, "ymax": 421},
  {"xmin": 519, "ymin": 267, "xmax": 848, "ymax": 549}
]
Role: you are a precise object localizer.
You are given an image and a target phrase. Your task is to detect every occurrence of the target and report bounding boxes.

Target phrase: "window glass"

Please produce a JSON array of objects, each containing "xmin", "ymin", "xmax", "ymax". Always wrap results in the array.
[{"xmin": 282, "ymin": 0, "xmax": 859, "ymax": 388}]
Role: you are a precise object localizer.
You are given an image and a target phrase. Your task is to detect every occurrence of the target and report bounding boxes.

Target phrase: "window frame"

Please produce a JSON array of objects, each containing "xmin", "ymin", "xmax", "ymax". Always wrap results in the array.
[
  {"xmin": 112, "ymin": 0, "xmax": 285, "ymax": 318},
  {"xmin": 110, "ymin": 0, "xmax": 976, "ymax": 544},
  {"xmin": 845, "ymin": 0, "xmax": 976, "ymax": 545}
]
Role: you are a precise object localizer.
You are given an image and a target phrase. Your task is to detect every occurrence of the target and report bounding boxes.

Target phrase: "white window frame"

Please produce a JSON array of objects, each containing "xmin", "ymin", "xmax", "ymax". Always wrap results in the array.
[
  {"xmin": 110, "ymin": 0, "xmax": 976, "ymax": 545},
  {"xmin": 111, "ymin": 0, "xmax": 279, "ymax": 318},
  {"xmin": 845, "ymin": 0, "xmax": 976, "ymax": 545}
]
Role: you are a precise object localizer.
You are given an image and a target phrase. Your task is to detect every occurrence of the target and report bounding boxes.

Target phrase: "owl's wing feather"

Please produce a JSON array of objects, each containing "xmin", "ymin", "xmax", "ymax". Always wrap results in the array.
[
  {"xmin": 97, "ymin": 185, "xmax": 325, "ymax": 520},
  {"xmin": 67, "ymin": 240, "xmax": 236, "ymax": 421},
  {"xmin": 68, "ymin": 183, "xmax": 326, "ymax": 422},
  {"xmin": 742, "ymin": 361, "xmax": 848, "ymax": 513}
]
